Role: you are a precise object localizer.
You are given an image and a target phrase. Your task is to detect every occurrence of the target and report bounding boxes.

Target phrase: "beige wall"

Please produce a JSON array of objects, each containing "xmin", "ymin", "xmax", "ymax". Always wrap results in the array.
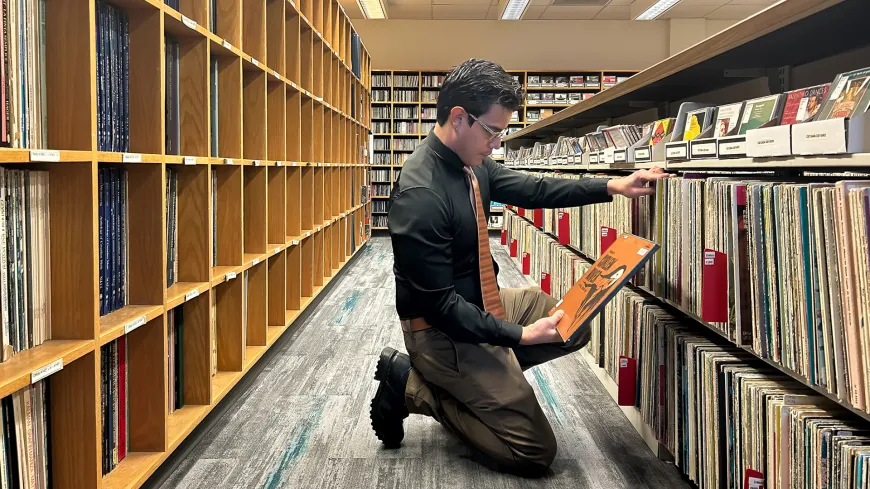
[{"xmin": 354, "ymin": 20, "xmax": 670, "ymax": 71}]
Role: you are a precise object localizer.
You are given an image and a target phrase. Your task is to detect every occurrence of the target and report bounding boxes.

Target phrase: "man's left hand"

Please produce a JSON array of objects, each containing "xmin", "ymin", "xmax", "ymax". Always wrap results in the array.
[{"xmin": 606, "ymin": 167, "xmax": 671, "ymax": 198}]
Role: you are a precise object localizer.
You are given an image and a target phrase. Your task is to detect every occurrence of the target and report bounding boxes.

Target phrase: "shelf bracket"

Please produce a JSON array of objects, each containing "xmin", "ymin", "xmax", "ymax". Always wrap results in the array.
[{"xmin": 768, "ymin": 65, "xmax": 793, "ymax": 94}]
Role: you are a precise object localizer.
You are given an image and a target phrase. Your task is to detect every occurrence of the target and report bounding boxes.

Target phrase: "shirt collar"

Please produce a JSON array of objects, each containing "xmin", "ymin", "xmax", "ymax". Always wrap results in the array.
[{"xmin": 424, "ymin": 131, "xmax": 467, "ymax": 173}]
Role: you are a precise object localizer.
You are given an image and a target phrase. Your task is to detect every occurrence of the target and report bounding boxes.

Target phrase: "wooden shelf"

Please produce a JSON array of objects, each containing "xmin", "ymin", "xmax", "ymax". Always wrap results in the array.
[
  {"xmin": 0, "ymin": 340, "xmax": 94, "ymax": 400},
  {"xmin": 98, "ymin": 305, "xmax": 165, "ymax": 346},
  {"xmin": 505, "ymin": 0, "xmax": 870, "ymax": 142}
]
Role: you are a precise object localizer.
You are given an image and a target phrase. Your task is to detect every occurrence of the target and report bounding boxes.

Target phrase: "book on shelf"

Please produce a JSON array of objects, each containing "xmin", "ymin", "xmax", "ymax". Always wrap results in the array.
[{"xmin": 99, "ymin": 167, "xmax": 129, "ymax": 317}]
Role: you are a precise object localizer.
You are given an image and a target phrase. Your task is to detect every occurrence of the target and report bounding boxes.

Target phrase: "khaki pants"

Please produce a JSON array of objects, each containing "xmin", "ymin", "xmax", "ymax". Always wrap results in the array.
[{"xmin": 402, "ymin": 286, "xmax": 590, "ymax": 477}]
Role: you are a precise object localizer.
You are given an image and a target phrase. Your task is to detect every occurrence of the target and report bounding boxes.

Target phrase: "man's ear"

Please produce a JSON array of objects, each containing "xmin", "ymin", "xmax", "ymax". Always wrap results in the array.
[{"xmin": 450, "ymin": 106, "xmax": 465, "ymax": 130}]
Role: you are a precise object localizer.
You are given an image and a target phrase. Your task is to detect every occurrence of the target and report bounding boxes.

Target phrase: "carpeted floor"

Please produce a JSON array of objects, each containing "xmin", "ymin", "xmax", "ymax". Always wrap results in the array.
[{"xmin": 151, "ymin": 236, "xmax": 690, "ymax": 489}]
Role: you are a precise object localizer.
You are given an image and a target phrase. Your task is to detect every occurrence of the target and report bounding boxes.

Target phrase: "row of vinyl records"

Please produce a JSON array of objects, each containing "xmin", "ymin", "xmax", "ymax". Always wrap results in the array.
[
  {"xmin": 371, "ymin": 74, "xmax": 445, "ymax": 89},
  {"xmin": 503, "ymin": 170, "xmax": 870, "ymax": 414},
  {"xmin": 374, "ymin": 106, "xmax": 434, "ymax": 120},
  {"xmin": 373, "ymin": 122, "xmax": 435, "ymax": 134},
  {"xmin": 371, "ymin": 91, "xmax": 440, "ymax": 104},
  {"xmin": 373, "ymin": 139, "xmax": 420, "ymax": 151},
  {"xmin": 504, "ymin": 213, "xmax": 870, "ymax": 489}
]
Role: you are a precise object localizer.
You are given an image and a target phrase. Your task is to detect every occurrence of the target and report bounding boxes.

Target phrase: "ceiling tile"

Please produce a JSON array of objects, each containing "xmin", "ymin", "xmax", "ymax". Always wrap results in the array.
[
  {"xmin": 522, "ymin": 5, "xmax": 547, "ymax": 18},
  {"xmin": 387, "ymin": 4, "xmax": 433, "ymax": 18},
  {"xmin": 486, "ymin": 4, "xmax": 500, "ymax": 18},
  {"xmin": 705, "ymin": 3, "xmax": 765, "ymax": 19},
  {"xmin": 677, "ymin": 0, "xmax": 729, "ymax": 5},
  {"xmin": 433, "ymin": 0, "xmax": 491, "ymax": 4},
  {"xmin": 594, "ymin": 5, "xmax": 630, "ymax": 19},
  {"xmin": 387, "ymin": 0, "xmax": 430, "ymax": 5},
  {"xmin": 606, "ymin": 0, "xmax": 634, "ymax": 5},
  {"xmin": 726, "ymin": 0, "xmax": 776, "ymax": 4},
  {"xmin": 530, "ymin": 0, "xmax": 552, "ymax": 5},
  {"xmin": 538, "ymin": 5, "xmax": 604, "ymax": 19},
  {"xmin": 658, "ymin": 4, "xmax": 719, "ymax": 18},
  {"xmin": 432, "ymin": 4, "xmax": 490, "ymax": 18}
]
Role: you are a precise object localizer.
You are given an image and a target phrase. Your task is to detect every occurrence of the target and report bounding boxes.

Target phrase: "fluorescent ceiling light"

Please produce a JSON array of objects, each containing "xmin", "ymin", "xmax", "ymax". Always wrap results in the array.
[
  {"xmin": 635, "ymin": 0, "xmax": 680, "ymax": 20},
  {"xmin": 501, "ymin": 0, "xmax": 530, "ymax": 20},
  {"xmin": 357, "ymin": 0, "xmax": 386, "ymax": 19}
]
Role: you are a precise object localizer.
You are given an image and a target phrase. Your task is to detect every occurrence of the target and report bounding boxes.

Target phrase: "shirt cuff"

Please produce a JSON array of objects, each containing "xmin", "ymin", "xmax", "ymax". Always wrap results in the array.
[
  {"xmin": 585, "ymin": 178, "xmax": 613, "ymax": 203},
  {"xmin": 494, "ymin": 320, "xmax": 524, "ymax": 347}
]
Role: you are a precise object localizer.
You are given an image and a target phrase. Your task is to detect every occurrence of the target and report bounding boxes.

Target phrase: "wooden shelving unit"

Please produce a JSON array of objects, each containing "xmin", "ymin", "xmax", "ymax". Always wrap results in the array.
[
  {"xmin": 0, "ymin": 1, "xmax": 373, "ymax": 488},
  {"xmin": 368, "ymin": 68, "xmax": 634, "ymax": 231}
]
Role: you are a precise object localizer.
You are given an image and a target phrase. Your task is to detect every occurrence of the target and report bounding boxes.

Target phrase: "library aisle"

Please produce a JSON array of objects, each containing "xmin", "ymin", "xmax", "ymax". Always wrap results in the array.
[{"xmin": 150, "ymin": 237, "xmax": 688, "ymax": 489}]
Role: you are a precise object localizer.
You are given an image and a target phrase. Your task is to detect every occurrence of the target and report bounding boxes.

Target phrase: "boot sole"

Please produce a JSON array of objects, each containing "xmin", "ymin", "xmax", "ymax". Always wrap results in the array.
[
  {"xmin": 371, "ymin": 348, "xmax": 403, "ymax": 448},
  {"xmin": 374, "ymin": 347, "xmax": 397, "ymax": 382}
]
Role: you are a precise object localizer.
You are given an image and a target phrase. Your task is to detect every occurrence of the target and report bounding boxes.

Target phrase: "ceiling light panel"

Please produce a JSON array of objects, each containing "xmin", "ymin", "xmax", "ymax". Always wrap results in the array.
[
  {"xmin": 635, "ymin": 0, "xmax": 681, "ymax": 20},
  {"xmin": 357, "ymin": 0, "xmax": 387, "ymax": 19},
  {"xmin": 501, "ymin": 0, "xmax": 531, "ymax": 20}
]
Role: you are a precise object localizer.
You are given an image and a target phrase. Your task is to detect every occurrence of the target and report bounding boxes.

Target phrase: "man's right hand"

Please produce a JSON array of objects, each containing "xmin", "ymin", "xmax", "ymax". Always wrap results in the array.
[{"xmin": 519, "ymin": 310, "xmax": 566, "ymax": 345}]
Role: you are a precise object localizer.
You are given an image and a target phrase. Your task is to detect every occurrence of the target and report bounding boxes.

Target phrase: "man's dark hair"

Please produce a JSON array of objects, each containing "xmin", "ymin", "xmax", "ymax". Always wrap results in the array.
[{"xmin": 436, "ymin": 59, "xmax": 524, "ymax": 126}]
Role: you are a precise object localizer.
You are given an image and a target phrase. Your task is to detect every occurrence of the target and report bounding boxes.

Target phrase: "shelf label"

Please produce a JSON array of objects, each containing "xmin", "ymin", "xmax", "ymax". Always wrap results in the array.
[
  {"xmin": 252, "ymin": 257, "xmax": 260, "ymax": 266},
  {"xmin": 290, "ymin": 162, "xmax": 297, "ymax": 166},
  {"xmin": 225, "ymin": 271, "xmax": 237, "ymax": 281},
  {"xmin": 274, "ymin": 247, "xmax": 281, "ymax": 255},
  {"xmin": 292, "ymin": 240, "xmax": 299, "ymax": 245},
  {"xmin": 251, "ymin": 58, "xmax": 259, "ymax": 67},
  {"xmin": 665, "ymin": 143, "xmax": 688, "ymax": 160},
  {"xmin": 31, "ymin": 150, "xmax": 60, "ymax": 162},
  {"xmin": 122, "ymin": 153, "xmax": 142, "ymax": 163},
  {"xmin": 185, "ymin": 289, "xmax": 200, "ymax": 301},
  {"xmin": 290, "ymin": 82, "xmax": 297, "ymax": 89},
  {"xmin": 253, "ymin": 160, "xmax": 261, "ymax": 166},
  {"xmin": 124, "ymin": 315, "xmax": 147, "ymax": 334},
  {"xmin": 183, "ymin": 156, "xmax": 197, "ymax": 165},
  {"xmin": 222, "ymin": 40, "xmax": 232, "ymax": 50},
  {"xmin": 305, "ymin": 232, "xmax": 311, "ymax": 237},
  {"xmin": 225, "ymin": 158, "xmax": 234, "ymax": 165},
  {"xmin": 31, "ymin": 359, "xmax": 63, "ymax": 384},
  {"xmin": 181, "ymin": 15, "xmax": 197, "ymax": 30}
]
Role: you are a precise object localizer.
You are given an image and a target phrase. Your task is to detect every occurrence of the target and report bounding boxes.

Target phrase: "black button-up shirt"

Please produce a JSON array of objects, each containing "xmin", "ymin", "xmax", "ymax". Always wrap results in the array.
[{"xmin": 387, "ymin": 132, "xmax": 613, "ymax": 347}]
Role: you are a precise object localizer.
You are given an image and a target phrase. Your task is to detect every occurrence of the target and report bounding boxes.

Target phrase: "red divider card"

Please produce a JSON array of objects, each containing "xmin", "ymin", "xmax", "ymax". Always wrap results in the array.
[
  {"xmin": 533, "ymin": 209, "xmax": 543, "ymax": 228},
  {"xmin": 558, "ymin": 211, "xmax": 570, "ymax": 245},
  {"xmin": 500, "ymin": 229, "xmax": 507, "ymax": 245},
  {"xmin": 510, "ymin": 239, "xmax": 518, "ymax": 257},
  {"xmin": 541, "ymin": 272, "xmax": 551, "ymax": 294},
  {"xmin": 702, "ymin": 249, "xmax": 728, "ymax": 322},
  {"xmin": 743, "ymin": 468, "xmax": 764, "ymax": 489},
  {"xmin": 600, "ymin": 227, "xmax": 616, "ymax": 253},
  {"xmin": 522, "ymin": 252, "xmax": 531, "ymax": 275},
  {"xmin": 518, "ymin": 207, "xmax": 525, "ymax": 217},
  {"xmin": 617, "ymin": 356, "xmax": 637, "ymax": 405}
]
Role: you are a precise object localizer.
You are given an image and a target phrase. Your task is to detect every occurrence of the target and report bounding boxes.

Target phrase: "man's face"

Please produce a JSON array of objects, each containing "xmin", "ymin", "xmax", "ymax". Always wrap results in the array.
[{"xmin": 454, "ymin": 105, "xmax": 512, "ymax": 167}]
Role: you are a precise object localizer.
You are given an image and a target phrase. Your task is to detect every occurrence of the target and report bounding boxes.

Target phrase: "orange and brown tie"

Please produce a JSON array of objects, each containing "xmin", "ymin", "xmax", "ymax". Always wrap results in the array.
[{"xmin": 463, "ymin": 166, "xmax": 505, "ymax": 320}]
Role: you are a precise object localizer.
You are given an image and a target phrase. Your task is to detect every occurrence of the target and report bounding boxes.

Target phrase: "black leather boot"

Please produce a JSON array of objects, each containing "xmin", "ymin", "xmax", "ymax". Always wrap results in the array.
[{"xmin": 370, "ymin": 347, "xmax": 411, "ymax": 448}]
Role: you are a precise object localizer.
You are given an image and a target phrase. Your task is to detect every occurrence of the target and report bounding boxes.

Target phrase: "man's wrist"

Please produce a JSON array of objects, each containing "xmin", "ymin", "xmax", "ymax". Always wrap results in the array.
[{"xmin": 606, "ymin": 178, "xmax": 621, "ymax": 196}]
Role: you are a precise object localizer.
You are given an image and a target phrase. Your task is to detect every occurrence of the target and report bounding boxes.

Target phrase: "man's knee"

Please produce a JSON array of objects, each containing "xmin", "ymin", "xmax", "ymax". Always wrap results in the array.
[{"xmin": 513, "ymin": 426, "xmax": 557, "ymax": 473}]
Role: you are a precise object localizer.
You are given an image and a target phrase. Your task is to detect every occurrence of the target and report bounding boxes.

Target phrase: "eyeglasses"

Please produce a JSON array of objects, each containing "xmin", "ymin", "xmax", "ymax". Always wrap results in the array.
[{"xmin": 467, "ymin": 113, "xmax": 508, "ymax": 142}]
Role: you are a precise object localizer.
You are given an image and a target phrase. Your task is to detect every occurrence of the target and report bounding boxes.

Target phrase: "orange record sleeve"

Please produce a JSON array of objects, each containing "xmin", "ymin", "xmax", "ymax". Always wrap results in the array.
[{"xmin": 549, "ymin": 233, "xmax": 660, "ymax": 344}]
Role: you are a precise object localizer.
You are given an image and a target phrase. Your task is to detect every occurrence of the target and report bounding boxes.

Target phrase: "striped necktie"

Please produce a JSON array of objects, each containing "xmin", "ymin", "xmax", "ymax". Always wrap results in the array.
[{"xmin": 463, "ymin": 166, "xmax": 505, "ymax": 319}]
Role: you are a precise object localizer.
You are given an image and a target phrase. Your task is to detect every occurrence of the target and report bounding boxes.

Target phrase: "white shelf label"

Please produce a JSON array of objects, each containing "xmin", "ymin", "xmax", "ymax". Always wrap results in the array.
[
  {"xmin": 181, "ymin": 15, "xmax": 197, "ymax": 30},
  {"xmin": 31, "ymin": 359, "xmax": 63, "ymax": 384},
  {"xmin": 274, "ymin": 71, "xmax": 280, "ymax": 79},
  {"xmin": 276, "ymin": 161, "xmax": 283, "ymax": 166},
  {"xmin": 31, "ymin": 150, "xmax": 60, "ymax": 162},
  {"xmin": 292, "ymin": 240, "xmax": 299, "ymax": 245},
  {"xmin": 125, "ymin": 315, "xmax": 147, "ymax": 334},
  {"xmin": 226, "ymin": 271, "xmax": 237, "ymax": 281},
  {"xmin": 290, "ymin": 162, "xmax": 297, "ymax": 166},
  {"xmin": 305, "ymin": 232, "xmax": 311, "ymax": 237},
  {"xmin": 122, "ymin": 153, "xmax": 142, "ymax": 163},
  {"xmin": 185, "ymin": 289, "xmax": 200, "ymax": 301},
  {"xmin": 274, "ymin": 247, "xmax": 281, "ymax": 255},
  {"xmin": 222, "ymin": 40, "xmax": 232, "ymax": 50},
  {"xmin": 254, "ymin": 160, "xmax": 261, "ymax": 166},
  {"xmin": 290, "ymin": 82, "xmax": 297, "ymax": 89},
  {"xmin": 183, "ymin": 156, "xmax": 197, "ymax": 165},
  {"xmin": 251, "ymin": 58, "xmax": 259, "ymax": 67},
  {"xmin": 252, "ymin": 257, "xmax": 260, "ymax": 266},
  {"xmin": 225, "ymin": 158, "xmax": 234, "ymax": 165}
]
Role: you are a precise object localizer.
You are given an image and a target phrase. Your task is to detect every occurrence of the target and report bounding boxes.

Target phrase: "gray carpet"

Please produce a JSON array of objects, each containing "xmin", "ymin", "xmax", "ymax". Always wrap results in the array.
[{"xmin": 154, "ymin": 236, "xmax": 690, "ymax": 489}]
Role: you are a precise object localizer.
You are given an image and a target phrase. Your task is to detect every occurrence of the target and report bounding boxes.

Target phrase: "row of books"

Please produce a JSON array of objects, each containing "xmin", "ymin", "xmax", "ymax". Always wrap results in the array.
[
  {"xmin": 527, "ymin": 75, "xmax": 603, "ymax": 88},
  {"xmin": 99, "ymin": 167, "xmax": 128, "ymax": 316},
  {"xmin": 504, "ymin": 213, "xmax": 870, "ymax": 489},
  {"xmin": 101, "ymin": 337, "xmax": 127, "ymax": 476},
  {"xmin": 393, "ymin": 107, "xmax": 417, "ymax": 119},
  {"xmin": 0, "ymin": 381, "xmax": 50, "ymax": 488},
  {"xmin": 372, "ymin": 74, "xmax": 390, "ymax": 88},
  {"xmin": 1, "ymin": 0, "xmax": 47, "ymax": 149},
  {"xmin": 391, "ymin": 75, "xmax": 417, "ymax": 88},
  {"xmin": 96, "ymin": 1, "xmax": 130, "ymax": 153},
  {"xmin": 507, "ymin": 170, "xmax": 870, "ymax": 415},
  {"xmin": 0, "ymin": 168, "xmax": 50, "ymax": 362},
  {"xmin": 390, "ymin": 90, "xmax": 418, "ymax": 103},
  {"xmin": 526, "ymin": 92, "xmax": 591, "ymax": 105}
]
